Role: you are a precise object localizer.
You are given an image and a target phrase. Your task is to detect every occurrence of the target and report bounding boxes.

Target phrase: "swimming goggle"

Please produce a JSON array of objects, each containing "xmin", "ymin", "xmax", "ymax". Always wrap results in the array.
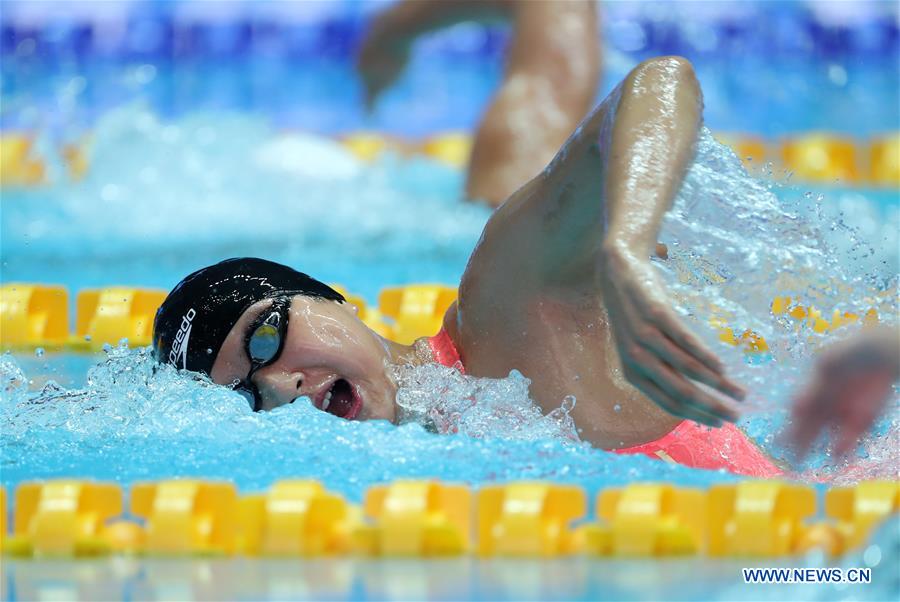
[{"xmin": 235, "ymin": 297, "xmax": 291, "ymax": 411}]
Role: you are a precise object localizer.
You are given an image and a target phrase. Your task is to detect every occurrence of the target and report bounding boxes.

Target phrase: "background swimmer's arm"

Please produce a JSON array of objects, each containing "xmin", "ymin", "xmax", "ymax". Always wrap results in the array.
[
  {"xmin": 357, "ymin": 0, "xmax": 515, "ymax": 107},
  {"xmin": 465, "ymin": 1, "xmax": 600, "ymax": 206},
  {"xmin": 358, "ymin": 1, "xmax": 599, "ymax": 207}
]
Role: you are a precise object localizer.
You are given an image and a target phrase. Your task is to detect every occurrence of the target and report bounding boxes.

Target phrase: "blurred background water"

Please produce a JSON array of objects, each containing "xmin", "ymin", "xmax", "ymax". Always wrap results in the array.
[{"xmin": 1, "ymin": 0, "xmax": 898, "ymax": 136}]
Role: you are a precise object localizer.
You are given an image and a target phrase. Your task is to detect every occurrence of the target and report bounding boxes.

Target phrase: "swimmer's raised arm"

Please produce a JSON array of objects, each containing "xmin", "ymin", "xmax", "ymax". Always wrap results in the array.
[
  {"xmin": 358, "ymin": 0, "xmax": 600, "ymax": 206},
  {"xmin": 590, "ymin": 58, "xmax": 747, "ymax": 424},
  {"xmin": 454, "ymin": 57, "xmax": 746, "ymax": 432},
  {"xmin": 357, "ymin": 0, "xmax": 515, "ymax": 107}
]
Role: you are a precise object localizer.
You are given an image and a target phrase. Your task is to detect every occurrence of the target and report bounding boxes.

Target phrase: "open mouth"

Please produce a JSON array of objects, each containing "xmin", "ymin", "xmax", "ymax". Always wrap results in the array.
[{"xmin": 318, "ymin": 378, "xmax": 362, "ymax": 420}]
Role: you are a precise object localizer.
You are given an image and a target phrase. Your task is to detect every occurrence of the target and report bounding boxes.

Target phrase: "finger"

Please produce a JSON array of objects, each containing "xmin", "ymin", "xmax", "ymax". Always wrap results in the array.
[
  {"xmin": 649, "ymin": 366, "xmax": 739, "ymax": 424},
  {"xmin": 787, "ymin": 391, "xmax": 829, "ymax": 460},
  {"xmin": 833, "ymin": 379, "xmax": 893, "ymax": 458},
  {"xmin": 640, "ymin": 329, "xmax": 746, "ymax": 400},
  {"xmin": 608, "ymin": 290, "xmax": 732, "ymax": 425},
  {"xmin": 834, "ymin": 423, "xmax": 865, "ymax": 460},
  {"xmin": 604, "ymin": 261, "xmax": 722, "ymax": 375},
  {"xmin": 628, "ymin": 371, "xmax": 723, "ymax": 428},
  {"xmin": 628, "ymin": 345, "xmax": 740, "ymax": 422},
  {"xmin": 625, "ymin": 350, "xmax": 736, "ymax": 424},
  {"xmin": 628, "ymin": 372, "xmax": 719, "ymax": 426},
  {"xmin": 612, "ymin": 304, "xmax": 739, "ymax": 423},
  {"xmin": 635, "ymin": 298, "xmax": 725, "ymax": 375}
]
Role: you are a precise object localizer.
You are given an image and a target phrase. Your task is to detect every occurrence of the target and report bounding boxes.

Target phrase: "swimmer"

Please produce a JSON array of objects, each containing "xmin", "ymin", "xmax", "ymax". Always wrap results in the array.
[
  {"xmin": 154, "ymin": 57, "xmax": 782, "ymax": 477},
  {"xmin": 787, "ymin": 324, "xmax": 899, "ymax": 460},
  {"xmin": 357, "ymin": 0, "xmax": 600, "ymax": 206}
]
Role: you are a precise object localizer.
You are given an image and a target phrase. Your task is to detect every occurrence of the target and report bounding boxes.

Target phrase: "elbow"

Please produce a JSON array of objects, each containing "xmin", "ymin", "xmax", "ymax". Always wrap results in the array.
[
  {"xmin": 631, "ymin": 56, "xmax": 699, "ymax": 93},
  {"xmin": 636, "ymin": 56, "xmax": 696, "ymax": 76},
  {"xmin": 626, "ymin": 55, "xmax": 702, "ymax": 112}
]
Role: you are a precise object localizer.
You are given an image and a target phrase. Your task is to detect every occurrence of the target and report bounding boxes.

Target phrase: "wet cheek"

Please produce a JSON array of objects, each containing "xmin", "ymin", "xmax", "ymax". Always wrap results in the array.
[
  {"xmin": 373, "ymin": 384, "xmax": 398, "ymax": 422},
  {"xmin": 367, "ymin": 401, "xmax": 395, "ymax": 423},
  {"xmin": 314, "ymin": 339, "xmax": 375, "ymax": 375}
]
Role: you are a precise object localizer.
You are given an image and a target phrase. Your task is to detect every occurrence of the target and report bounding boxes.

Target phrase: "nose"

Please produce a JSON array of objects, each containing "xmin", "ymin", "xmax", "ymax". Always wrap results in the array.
[
  {"xmin": 254, "ymin": 367, "xmax": 338, "ymax": 411},
  {"xmin": 252, "ymin": 367, "xmax": 308, "ymax": 411}
]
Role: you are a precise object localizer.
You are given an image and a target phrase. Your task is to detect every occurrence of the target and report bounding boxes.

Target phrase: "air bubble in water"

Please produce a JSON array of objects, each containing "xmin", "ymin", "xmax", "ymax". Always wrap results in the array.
[{"xmin": 393, "ymin": 363, "xmax": 579, "ymax": 442}]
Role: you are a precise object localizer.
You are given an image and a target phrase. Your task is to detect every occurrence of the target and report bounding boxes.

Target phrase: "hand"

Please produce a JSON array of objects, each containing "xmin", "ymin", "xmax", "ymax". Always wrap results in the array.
[
  {"xmin": 356, "ymin": 17, "xmax": 411, "ymax": 110},
  {"xmin": 600, "ymin": 244, "xmax": 747, "ymax": 427},
  {"xmin": 787, "ymin": 325, "xmax": 899, "ymax": 460}
]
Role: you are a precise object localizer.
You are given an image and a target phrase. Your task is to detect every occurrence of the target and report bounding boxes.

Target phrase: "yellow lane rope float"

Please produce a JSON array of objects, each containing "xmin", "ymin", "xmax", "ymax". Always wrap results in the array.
[
  {"xmin": 1, "ymin": 132, "xmax": 897, "ymax": 188},
  {"xmin": 0, "ymin": 283, "xmax": 882, "ymax": 353},
  {"xmin": 0, "ymin": 479, "xmax": 896, "ymax": 559}
]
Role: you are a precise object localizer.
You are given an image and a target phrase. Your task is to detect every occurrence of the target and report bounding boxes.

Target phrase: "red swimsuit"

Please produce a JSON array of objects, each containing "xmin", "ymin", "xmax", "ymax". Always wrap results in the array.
[{"xmin": 426, "ymin": 327, "xmax": 782, "ymax": 477}]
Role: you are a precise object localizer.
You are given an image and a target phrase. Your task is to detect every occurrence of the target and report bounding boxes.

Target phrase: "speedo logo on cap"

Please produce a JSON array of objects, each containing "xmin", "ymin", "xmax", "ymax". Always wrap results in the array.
[{"xmin": 168, "ymin": 308, "xmax": 196, "ymax": 369}]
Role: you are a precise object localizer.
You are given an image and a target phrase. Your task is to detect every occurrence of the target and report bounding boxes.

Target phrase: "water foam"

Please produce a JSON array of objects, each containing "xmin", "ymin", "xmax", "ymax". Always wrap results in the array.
[
  {"xmin": 393, "ymin": 363, "xmax": 579, "ymax": 442},
  {"xmin": 655, "ymin": 129, "xmax": 898, "ymax": 478},
  {"xmin": 1, "ymin": 347, "xmax": 728, "ymax": 499}
]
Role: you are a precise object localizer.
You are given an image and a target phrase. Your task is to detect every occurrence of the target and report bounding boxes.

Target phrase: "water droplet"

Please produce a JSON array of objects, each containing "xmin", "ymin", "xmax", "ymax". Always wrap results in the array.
[
  {"xmin": 34, "ymin": 347, "xmax": 44, "ymax": 358},
  {"xmin": 863, "ymin": 544, "xmax": 881, "ymax": 567},
  {"xmin": 206, "ymin": 348, "xmax": 213, "ymax": 355},
  {"xmin": 613, "ymin": 404, "xmax": 621, "ymax": 412},
  {"xmin": 84, "ymin": 335, "xmax": 92, "ymax": 341}
]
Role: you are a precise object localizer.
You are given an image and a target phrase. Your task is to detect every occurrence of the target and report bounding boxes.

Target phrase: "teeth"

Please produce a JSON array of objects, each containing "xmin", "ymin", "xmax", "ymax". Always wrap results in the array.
[{"xmin": 322, "ymin": 390, "xmax": 332, "ymax": 411}]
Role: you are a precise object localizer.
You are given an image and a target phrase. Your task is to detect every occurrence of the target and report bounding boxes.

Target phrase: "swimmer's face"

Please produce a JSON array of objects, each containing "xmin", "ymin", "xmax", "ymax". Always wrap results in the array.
[{"xmin": 210, "ymin": 295, "xmax": 397, "ymax": 421}]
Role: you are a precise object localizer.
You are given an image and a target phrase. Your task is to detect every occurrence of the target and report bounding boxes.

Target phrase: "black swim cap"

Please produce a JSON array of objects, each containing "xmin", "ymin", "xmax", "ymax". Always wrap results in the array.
[{"xmin": 152, "ymin": 257, "xmax": 345, "ymax": 376}]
